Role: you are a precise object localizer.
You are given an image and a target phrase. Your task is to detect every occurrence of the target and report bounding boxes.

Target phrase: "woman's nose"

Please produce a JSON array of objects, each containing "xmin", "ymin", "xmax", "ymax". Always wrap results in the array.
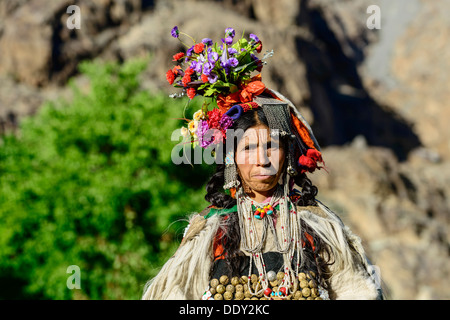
[{"xmin": 256, "ymin": 146, "xmax": 270, "ymax": 166}]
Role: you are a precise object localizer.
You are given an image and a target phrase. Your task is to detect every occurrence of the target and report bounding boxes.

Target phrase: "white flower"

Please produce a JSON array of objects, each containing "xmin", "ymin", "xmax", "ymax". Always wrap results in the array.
[
  {"xmin": 193, "ymin": 109, "xmax": 205, "ymax": 121},
  {"xmin": 180, "ymin": 127, "xmax": 189, "ymax": 137},
  {"xmin": 188, "ymin": 120, "xmax": 199, "ymax": 134}
]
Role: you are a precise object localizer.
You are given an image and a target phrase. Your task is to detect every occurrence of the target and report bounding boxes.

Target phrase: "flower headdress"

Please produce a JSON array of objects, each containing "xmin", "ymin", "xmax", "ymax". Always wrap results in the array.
[{"xmin": 167, "ymin": 26, "xmax": 325, "ymax": 178}]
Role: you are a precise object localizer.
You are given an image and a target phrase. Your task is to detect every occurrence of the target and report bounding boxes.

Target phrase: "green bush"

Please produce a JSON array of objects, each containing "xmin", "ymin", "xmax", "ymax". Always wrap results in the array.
[{"xmin": 0, "ymin": 58, "xmax": 213, "ymax": 299}]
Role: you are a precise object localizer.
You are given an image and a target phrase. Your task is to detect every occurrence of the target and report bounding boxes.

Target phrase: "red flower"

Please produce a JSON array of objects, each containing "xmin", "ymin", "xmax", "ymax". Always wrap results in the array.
[
  {"xmin": 239, "ymin": 80, "xmax": 265, "ymax": 103},
  {"xmin": 201, "ymin": 74, "xmax": 208, "ymax": 83},
  {"xmin": 298, "ymin": 155, "xmax": 317, "ymax": 173},
  {"xmin": 185, "ymin": 68, "xmax": 194, "ymax": 76},
  {"xmin": 216, "ymin": 92, "xmax": 240, "ymax": 113},
  {"xmin": 166, "ymin": 69, "xmax": 175, "ymax": 85},
  {"xmin": 239, "ymin": 88, "xmax": 252, "ymax": 103},
  {"xmin": 246, "ymin": 81, "xmax": 266, "ymax": 95},
  {"xmin": 207, "ymin": 109, "xmax": 223, "ymax": 129},
  {"xmin": 306, "ymin": 149, "xmax": 323, "ymax": 163},
  {"xmin": 186, "ymin": 88, "xmax": 196, "ymax": 100},
  {"xmin": 172, "ymin": 65, "xmax": 182, "ymax": 75},
  {"xmin": 256, "ymin": 59, "xmax": 263, "ymax": 72},
  {"xmin": 182, "ymin": 74, "xmax": 191, "ymax": 87},
  {"xmin": 194, "ymin": 43, "xmax": 205, "ymax": 54},
  {"xmin": 256, "ymin": 41, "xmax": 263, "ymax": 53},
  {"xmin": 172, "ymin": 52, "xmax": 185, "ymax": 61}
]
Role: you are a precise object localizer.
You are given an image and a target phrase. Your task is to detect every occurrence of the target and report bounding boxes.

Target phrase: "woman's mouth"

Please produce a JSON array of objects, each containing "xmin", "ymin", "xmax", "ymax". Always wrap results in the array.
[{"xmin": 252, "ymin": 173, "xmax": 275, "ymax": 180}]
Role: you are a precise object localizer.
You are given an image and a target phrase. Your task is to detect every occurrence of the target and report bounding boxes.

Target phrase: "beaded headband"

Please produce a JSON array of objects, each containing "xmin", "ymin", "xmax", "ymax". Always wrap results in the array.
[{"xmin": 167, "ymin": 26, "xmax": 324, "ymax": 177}]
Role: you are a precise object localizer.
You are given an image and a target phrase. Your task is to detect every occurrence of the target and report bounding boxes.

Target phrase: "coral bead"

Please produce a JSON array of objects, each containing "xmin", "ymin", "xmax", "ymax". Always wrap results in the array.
[{"xmin": 264, "ymin": 288, "xmax": 272, "ymax": 296}]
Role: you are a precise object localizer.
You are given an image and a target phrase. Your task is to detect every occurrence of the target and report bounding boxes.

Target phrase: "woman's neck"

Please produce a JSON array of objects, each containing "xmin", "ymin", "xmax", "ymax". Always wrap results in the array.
[{"xmin": 246, "ymin": 186, "xmax": 277, "ymax": 203}]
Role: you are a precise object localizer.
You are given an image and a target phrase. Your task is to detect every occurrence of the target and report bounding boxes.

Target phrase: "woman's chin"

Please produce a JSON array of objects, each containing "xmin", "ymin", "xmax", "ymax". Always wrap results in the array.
[{"xmin": 249, "ymin": 180, "xmax": 278, "ymax": 193}]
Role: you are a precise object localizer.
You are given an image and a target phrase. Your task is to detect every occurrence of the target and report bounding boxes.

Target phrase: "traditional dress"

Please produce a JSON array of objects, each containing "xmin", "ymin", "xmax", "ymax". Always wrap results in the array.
[
  {"xmin": 143, "ymin": 27, "xmax": 383, "ymax": 300},
  {"xmin": 142, "ymin": 197, "xmax": 382, "ymax": 300}
]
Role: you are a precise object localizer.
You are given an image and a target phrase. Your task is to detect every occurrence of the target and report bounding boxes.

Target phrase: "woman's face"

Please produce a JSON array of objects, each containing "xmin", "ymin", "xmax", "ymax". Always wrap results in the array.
[{"xmin": 235, "ymin": 124, "xmax": 285, "ymax": 201}]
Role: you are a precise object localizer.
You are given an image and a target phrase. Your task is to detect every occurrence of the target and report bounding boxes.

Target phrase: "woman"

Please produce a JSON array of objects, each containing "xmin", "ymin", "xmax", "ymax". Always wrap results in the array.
[{"xmin": 142, "ymin": 27, "xmax": 382, "ymax": 300}]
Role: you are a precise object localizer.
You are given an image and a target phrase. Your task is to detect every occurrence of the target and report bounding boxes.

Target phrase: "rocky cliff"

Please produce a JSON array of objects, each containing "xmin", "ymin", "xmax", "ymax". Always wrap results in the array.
[{"xmin": 0, "ymin": 0, "xmax": 448, "ymax": 299}]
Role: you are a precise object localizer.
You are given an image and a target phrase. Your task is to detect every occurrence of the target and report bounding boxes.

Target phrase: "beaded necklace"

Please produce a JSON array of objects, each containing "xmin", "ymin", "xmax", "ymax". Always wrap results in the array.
[{"xmin": 236, "ymin": 177, "xmax": 304, "ymax": 298}]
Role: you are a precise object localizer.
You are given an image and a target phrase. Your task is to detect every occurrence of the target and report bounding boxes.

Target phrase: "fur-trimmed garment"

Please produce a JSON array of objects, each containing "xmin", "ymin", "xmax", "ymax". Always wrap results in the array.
[{"xmin": 142, "ymin": 201, "xmax": 382, "ymax": 300}]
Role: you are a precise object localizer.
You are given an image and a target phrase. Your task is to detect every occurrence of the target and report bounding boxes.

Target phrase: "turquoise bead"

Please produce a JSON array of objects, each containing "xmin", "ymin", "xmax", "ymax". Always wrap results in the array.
[
  {"xmin": 267, "ymin": 210, "xmax": 273, "ymax": 215},
  {"xmin": 255, "ymin": 215, "xmax": 261, "ymax": 220}
]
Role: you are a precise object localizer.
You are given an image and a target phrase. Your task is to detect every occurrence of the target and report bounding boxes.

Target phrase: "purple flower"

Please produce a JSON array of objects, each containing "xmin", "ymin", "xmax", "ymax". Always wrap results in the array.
[
  {"xmin": 202, "ymin": 38, "xmax": 213, "ymax": 46},
  {"xmin": 171, "ymin": 26, "xmax": 179, "ymax": 38},
  {"xmin": 228, "ymin": 48, "xmax": 238, "ymax": 55},
  {"xmin": 203, "ymin": 61, "xmax": 213, "ymax": 76},
  {"xmin": 220, "ymin": 47, "xmax": 239, "ymax": 72},
  {"xmin": 225, "ymin": 28, "xmax": 235, "ymax": 38},
  {"xmin": 190, "ymin": 60, "xmax": 198, "ymax": 71},
  {"xmin": 249, "ymin": 33, "xmax": 259, "ymax": 43},
  {"xmin": 185, "ymin": 46, "xmax": 194, "ymax": 62},
  {"xmin": 228, "ymin": 57, "xmax": 239, "ymax": 67},
  {"xmin": 208, "ymin": 51, "xmax": 219, "ymax": 64},
  {"xmin": 192, "ymin": 54, "xmax": 206, "ymax": 73},
  {"xmin": 220, "ymin": 49, "xmax": 229, "ymax": 72},
  {"xmin": 197, "ymin": 120, "xmax": 213, "ymax": 148},
  {"xmin": 208, "ymin": 72, "xmax": 218, "ymax": 83},
  {"xmin": 194, "ymin": 62, "xmax": 203, "ymax": 74},
  {"xmin": 222, "ymin": 37, "xmax": 233, "ymax": 45},
  {"xmin": 219, "ymin": 114, "xmax": 234, "ymax": 131}
]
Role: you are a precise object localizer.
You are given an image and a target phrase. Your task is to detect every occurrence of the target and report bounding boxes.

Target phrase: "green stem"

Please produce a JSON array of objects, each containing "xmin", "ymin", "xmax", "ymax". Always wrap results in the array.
[{"xmin": 180, "ymin": 32, "xmax": 196, "ymax": 44}]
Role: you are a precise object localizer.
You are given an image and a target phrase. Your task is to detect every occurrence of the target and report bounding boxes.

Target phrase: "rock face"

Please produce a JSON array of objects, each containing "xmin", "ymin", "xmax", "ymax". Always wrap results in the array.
[
  {"xmin": 0, "ymin": 0, "xmax": 448, "ymax": 299},
  {"xmin": 310, "ymin": 138, "xmax": 450, "ymax": 299}
]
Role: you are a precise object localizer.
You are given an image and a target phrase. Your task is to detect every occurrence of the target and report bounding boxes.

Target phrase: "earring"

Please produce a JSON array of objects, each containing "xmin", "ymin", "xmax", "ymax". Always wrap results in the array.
[
  {"xmin": 224, "ymin": 150, "xmax": 240, "ymax": 190},
  {"xmin": 287, "ymin": 141, "xmax": 298, "ymax": 176}
]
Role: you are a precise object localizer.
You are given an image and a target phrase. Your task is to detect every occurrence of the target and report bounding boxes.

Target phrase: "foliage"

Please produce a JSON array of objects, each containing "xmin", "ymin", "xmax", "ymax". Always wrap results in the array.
[{"xmin": 0, "ymin": 58, "xmax": 213, "ymax": 299}]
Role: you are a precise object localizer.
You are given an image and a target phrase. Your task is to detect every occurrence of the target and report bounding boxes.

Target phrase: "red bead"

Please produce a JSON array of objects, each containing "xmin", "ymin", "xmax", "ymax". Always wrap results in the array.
[
  {"xmin": 264, "ymin": 288, "xmax": 272, "ymax": 296},
  {"xmin": 280, "ymin": 287, "xmax": 287, "ymax": 295}
]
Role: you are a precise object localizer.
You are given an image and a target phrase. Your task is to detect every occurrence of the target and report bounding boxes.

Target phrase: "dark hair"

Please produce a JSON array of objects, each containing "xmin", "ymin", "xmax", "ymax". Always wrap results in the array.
[{"xmin": 205, "ymin": 109, "xmax": 328, "ymax": 281}]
